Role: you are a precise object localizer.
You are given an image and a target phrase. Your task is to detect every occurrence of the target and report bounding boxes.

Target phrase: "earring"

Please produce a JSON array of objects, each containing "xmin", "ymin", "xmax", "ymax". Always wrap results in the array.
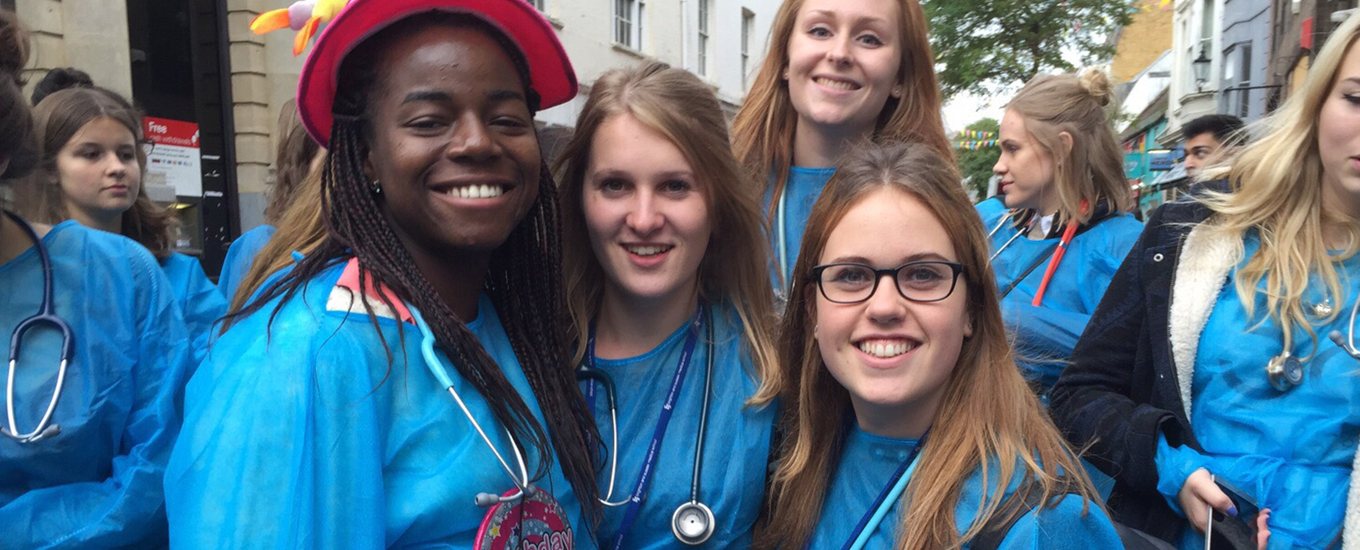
[
  {"xmin": 891, "ymin": 86, "xmax": 903, "ymax": 98},
  {"xmin": 371, "ymin": 179, "xmax": 382, "ymax": 195},
  {"xmin": 782, "ymin": 68, "xmax": 790, "ymax": 80}
]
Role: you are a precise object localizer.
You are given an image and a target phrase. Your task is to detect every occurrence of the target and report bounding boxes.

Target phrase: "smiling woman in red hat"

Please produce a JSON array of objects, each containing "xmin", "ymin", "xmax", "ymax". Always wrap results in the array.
[{"xmin": 163, "ymin": 0, "xmax": 602, "ymax": 547}]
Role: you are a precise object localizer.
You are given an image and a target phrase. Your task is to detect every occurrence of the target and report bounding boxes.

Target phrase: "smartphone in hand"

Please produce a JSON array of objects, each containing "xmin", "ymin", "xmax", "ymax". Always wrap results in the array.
[{"xmin": 1204, "ymin": 477, "xmax": 1261, "ymax": 549}]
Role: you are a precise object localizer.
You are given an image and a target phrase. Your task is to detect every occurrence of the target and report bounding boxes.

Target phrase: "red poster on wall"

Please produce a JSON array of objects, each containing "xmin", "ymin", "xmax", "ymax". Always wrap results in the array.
[{"xmin": 143, "ymin": 116, "xmax": 202, "ymax": 197}]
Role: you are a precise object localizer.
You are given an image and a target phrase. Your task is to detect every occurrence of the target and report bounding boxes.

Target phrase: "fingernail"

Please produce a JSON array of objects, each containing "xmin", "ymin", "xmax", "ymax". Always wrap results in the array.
[{"xmin": 1227, "ymin": 505, "xmax": 1238, "ymax": 517}]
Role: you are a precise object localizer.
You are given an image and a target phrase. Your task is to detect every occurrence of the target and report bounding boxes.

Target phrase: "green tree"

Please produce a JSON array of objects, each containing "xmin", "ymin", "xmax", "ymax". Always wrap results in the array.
[
  {"xmin": 925, "ymin": 0, "xmax": 1134, "ymax": 99},
  {"xmin": 955, "ymin": 118, "xmax": 1000, "ymax": 201}
]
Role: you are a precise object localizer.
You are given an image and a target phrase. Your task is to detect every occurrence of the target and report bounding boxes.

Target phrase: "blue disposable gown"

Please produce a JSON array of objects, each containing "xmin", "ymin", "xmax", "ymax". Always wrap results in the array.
[
  {"xmin": 809, "ymin": 426, "xmax": 1123, "ymax": 549},
  {"xmin": 165, "ymin": 259, "xmax": 597, "ymax": 548},
  {"xmin": 0, "ymin": 220, "xmax": 191, "ymax": 548},
  {"xmin": 583, "ymin": 304, "xmax": 774, "ymax": 548},
  {"xmin": 766, "ymin": 167, "xmax": 835, "ymax": 298},
  {"xmin": 216, "ymin": 224, "xmax": 276, "ymax": 304},
  {"xmin": 1155, "ymin": 234, "xmax": 1358, "ymax": 549},
  {"xmin": 975, "ymin": 198, "xmax": 1143, "ymax": 390},
  {"xmin": 159, "ymin": 252, "xmax": 226, "ymax": 365}
]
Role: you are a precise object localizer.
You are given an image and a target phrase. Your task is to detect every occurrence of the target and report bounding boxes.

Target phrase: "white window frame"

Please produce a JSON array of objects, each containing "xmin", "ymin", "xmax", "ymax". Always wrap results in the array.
[
  {"xmin": 741, "ymin": 8, "xmax": 755, "ymax": 87},
  {"xmin": 697, "ymin": 0, "xmax": 711, "ymax": 75},
  {"xmin": 615, "ymin": 0, "xmax": 645, "ymax": 50}
]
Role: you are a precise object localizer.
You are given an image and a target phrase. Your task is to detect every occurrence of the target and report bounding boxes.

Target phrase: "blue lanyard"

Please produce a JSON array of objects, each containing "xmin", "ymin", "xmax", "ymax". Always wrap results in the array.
[
  {"xmin": 838, "ymin": 430, "xmax": 929, "ymax": 550},
  {"xmin": 586, "ymin": 307, "xmax": 704, "ymax": 550}
]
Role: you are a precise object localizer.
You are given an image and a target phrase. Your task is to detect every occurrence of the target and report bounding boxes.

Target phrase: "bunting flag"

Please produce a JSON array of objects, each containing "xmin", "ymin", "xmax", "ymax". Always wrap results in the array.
[
  {"xmin": 955, "ymin": 130, "xmax": 997, "ymax": 140},
  {"xmin": 955, "ymin": 140, "xmax": 999, "ymax": 151}
]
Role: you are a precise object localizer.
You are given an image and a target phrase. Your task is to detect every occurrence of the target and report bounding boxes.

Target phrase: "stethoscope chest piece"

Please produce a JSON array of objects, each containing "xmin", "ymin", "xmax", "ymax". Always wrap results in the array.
[
  {"xmin": 1266, "ymin": 352, "xmax": 1304, "ymax": 391},
  {"xmin": 671, "ymin": 500, "xmax": 715, "ymax": 546}
]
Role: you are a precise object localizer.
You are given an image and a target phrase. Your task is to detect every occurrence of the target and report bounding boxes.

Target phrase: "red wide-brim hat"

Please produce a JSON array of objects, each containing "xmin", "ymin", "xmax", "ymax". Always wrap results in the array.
[{"xmin": 296, "ymin": 0, "xmax": 578, "ymax": 144}]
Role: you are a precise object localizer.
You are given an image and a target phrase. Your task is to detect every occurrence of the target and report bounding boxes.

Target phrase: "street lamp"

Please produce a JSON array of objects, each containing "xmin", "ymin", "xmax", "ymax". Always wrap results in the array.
[{"xmin": 1192, "ymin": 49, "xmax": 1212, "ymax": 92}]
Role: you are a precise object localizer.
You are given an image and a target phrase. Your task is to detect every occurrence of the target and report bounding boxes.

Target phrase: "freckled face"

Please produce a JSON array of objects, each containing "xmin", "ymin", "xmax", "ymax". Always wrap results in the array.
[{"xmin": 785, "ymin": 0, "xmax": 903, "ymax": 139}]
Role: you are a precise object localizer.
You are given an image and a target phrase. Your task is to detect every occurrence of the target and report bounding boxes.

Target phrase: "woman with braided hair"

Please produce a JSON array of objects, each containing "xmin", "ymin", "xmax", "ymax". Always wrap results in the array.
[{"xmin": 164, "ymin": 0, "xmax": 601, "ymax": 547}]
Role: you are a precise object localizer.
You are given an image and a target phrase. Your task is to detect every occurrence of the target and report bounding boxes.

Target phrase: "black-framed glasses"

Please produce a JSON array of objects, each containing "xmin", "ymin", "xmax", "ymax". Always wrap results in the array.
[{"xmin": 810, "ymin": 261, "xmax": 965, "ymax": 304}]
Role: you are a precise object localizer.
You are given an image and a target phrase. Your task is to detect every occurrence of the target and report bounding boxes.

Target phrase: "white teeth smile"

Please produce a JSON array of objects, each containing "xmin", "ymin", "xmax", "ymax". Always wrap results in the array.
[
  {"xmin": 625, "ymin": 245, "xmax": 672, "ymax": 257},
  {"xmin": 815, "ymin": 77, "xmax": 859, "ymax": 91},
  {"xmin": 445, "ymin": 184, "xmax": 505, "ymax": 199},
  {"xmin": 857, "ymin": 340, "xmax": 915, "ymax": 358}
]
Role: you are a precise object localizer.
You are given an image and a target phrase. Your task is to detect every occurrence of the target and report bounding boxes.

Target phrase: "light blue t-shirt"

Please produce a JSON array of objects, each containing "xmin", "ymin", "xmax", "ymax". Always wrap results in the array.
[
  {"xmin": 217, "ymin": 224, "xmax": 277, "ymax": 303},
  {"xmin": 1156, "ymin": 233, "xmax": 1359, "ymax": 549},
  {"xmin": 810, "ymin": 425, "xmax": 1122, "ymax": 549},
  {"xmin": 1, "ymin": 220, "xmax": 191, "ymax": 548},
  {"xmin": 159, "ymin": 251, "xmax": 227, "ymax": 365},
  {"xmin": 976, "ymin": 198, "xmax": 1143, "ymax": 391},
  {"xmin": 585, "ymin": 304, "xmax": 774, "ymax": 548},
  {"xmin": 766, "ymin": 166, "xmax": 836, "ymax": 298},
  {"xmin": 166, "ymin": 259, "xmax": 597, "ymax": 548}
]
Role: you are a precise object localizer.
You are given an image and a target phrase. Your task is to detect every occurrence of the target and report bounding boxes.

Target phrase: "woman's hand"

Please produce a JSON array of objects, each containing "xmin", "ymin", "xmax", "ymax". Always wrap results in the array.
[
  {"xmin": 1179, "ymin": 469, "xmax": 1273, "ymax": 549},
  {"xmin": 1177, "ymin": 468, "xmax": 1234, "ymax": 532},
  {"xmin": 1256, "ymin": 508, "xmax": 1271, "ymax": 550}
]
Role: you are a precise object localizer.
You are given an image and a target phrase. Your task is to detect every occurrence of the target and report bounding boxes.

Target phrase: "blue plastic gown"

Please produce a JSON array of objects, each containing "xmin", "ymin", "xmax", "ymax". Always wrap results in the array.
[
  {"xmin": 1155, "ymin": 233, "xmax": 1358, "ymax": 549},
  {"xmin": 216, "ymin": 224, "xmax": 276, "ymax": 303},
  {"xmin": 159, "ymin": 252, "xmax": 226, "ymax": 365},
  {"xmin": 766, "ymin": 167, "xmax": 835, "ymax": 297},
  {"xmin": 0, "ymin": 220, "xmax": 191, "ymax": 548},
  {"xmin": 975, "ymin": 198, "xmax": 1143, "ymax": 390},
  {"xmin": 583, "ymin": 304, "xmax": 774, "ymax": 548},
  {"xmin": 809, "ymin": 426, "xmax": 1123, "ymax": 549},
  {"xmin": 165, "ymin": 259, "xmax": 597, "ymax": 548}
]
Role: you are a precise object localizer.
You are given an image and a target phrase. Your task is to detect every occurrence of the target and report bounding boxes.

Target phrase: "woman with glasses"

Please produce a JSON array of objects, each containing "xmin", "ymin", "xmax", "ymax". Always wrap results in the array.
[
  {"xmin": 979, "ymin": 68, "xmax": 1142, "ymax": 394},
  {"xmin": 755, "ymin": 141, "xmax": 1119, "ymax": 549},
  {"xmin": 554, "ymin": 62, "xmax": 778, "ymax": 548},
  {"xmin": 17, "ymin": 86, "xmax": 227, "ymax": 364}
]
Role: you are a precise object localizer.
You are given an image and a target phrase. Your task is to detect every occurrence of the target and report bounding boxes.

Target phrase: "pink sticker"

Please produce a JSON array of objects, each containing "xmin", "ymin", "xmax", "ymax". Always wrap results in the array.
[{"xmin": 476, "ymin": 487, "xmax": 574, "ymax": 550}]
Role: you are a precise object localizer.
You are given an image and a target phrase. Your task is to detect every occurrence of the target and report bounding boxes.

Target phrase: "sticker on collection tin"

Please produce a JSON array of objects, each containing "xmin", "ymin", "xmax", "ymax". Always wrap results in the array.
[{"xmin": 476, "ymin": 487, "xmax": 574, "ymax": 550}]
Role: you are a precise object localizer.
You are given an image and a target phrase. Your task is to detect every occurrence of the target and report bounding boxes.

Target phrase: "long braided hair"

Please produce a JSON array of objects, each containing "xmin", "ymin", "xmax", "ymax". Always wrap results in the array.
[{"xmin": 233, "ymin": 14, "xmax": 601, "ymax": 517}]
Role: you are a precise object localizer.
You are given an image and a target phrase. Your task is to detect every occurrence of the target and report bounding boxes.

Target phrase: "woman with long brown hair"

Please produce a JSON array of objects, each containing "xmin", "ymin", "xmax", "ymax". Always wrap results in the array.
[
  {"xmin": 757, "ymin": 141, "xmax": 1117, "ymax": 549},
  {"xmin": 731, "ymin": 0, "xmax": 951, "ymax": 300},
  {"xmin": 555, "ymin": 62, "xmax": 778, "ymax": 548},
  {"xmin": 19, "ymin": 86, "xmax": 228, "ymax": 362}
]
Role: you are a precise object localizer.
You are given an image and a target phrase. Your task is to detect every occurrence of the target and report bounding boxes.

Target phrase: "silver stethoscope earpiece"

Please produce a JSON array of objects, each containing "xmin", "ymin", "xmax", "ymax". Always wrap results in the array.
[{"xmin": 1330, "ymin": 296, "xmax": 1360, "ymax": 360}]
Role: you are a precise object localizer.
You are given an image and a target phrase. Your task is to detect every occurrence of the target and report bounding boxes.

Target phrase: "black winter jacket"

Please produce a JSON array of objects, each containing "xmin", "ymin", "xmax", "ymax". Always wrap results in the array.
[{"xmin": 1049, "ymin": 195, "xmax": 1217, "ymax": 543}]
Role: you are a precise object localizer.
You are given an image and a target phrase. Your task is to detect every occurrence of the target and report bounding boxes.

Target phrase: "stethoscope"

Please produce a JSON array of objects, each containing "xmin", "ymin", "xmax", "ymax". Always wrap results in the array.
[
  {"xmin": 776, "ymin": 188, "xmax": 791, "ymax": 297},
  {"xmin": 985, "ymin": 204, "xmax": 1086, "ymax": 307},
  {"xmin": 3, "ymin": 210, "xmax": 74, "ymax": 443},
  {"xmin": 409, "ymin": 305, "xmax": 533, "ymax": 508},
  {"xmin": 576, "ymin": 306, "xmax": 717, "ymax": 547},
  {"xmin": 843, "ymin": 430, "xmax": 928, "ymax": 550},
  {"xmin": 1266, "ymin": 293, "xmax": 1360, "ymax": 391},
  {"xmin": 1328, "ymin": 297, "xmax": 1360, "ymax": 361}
]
